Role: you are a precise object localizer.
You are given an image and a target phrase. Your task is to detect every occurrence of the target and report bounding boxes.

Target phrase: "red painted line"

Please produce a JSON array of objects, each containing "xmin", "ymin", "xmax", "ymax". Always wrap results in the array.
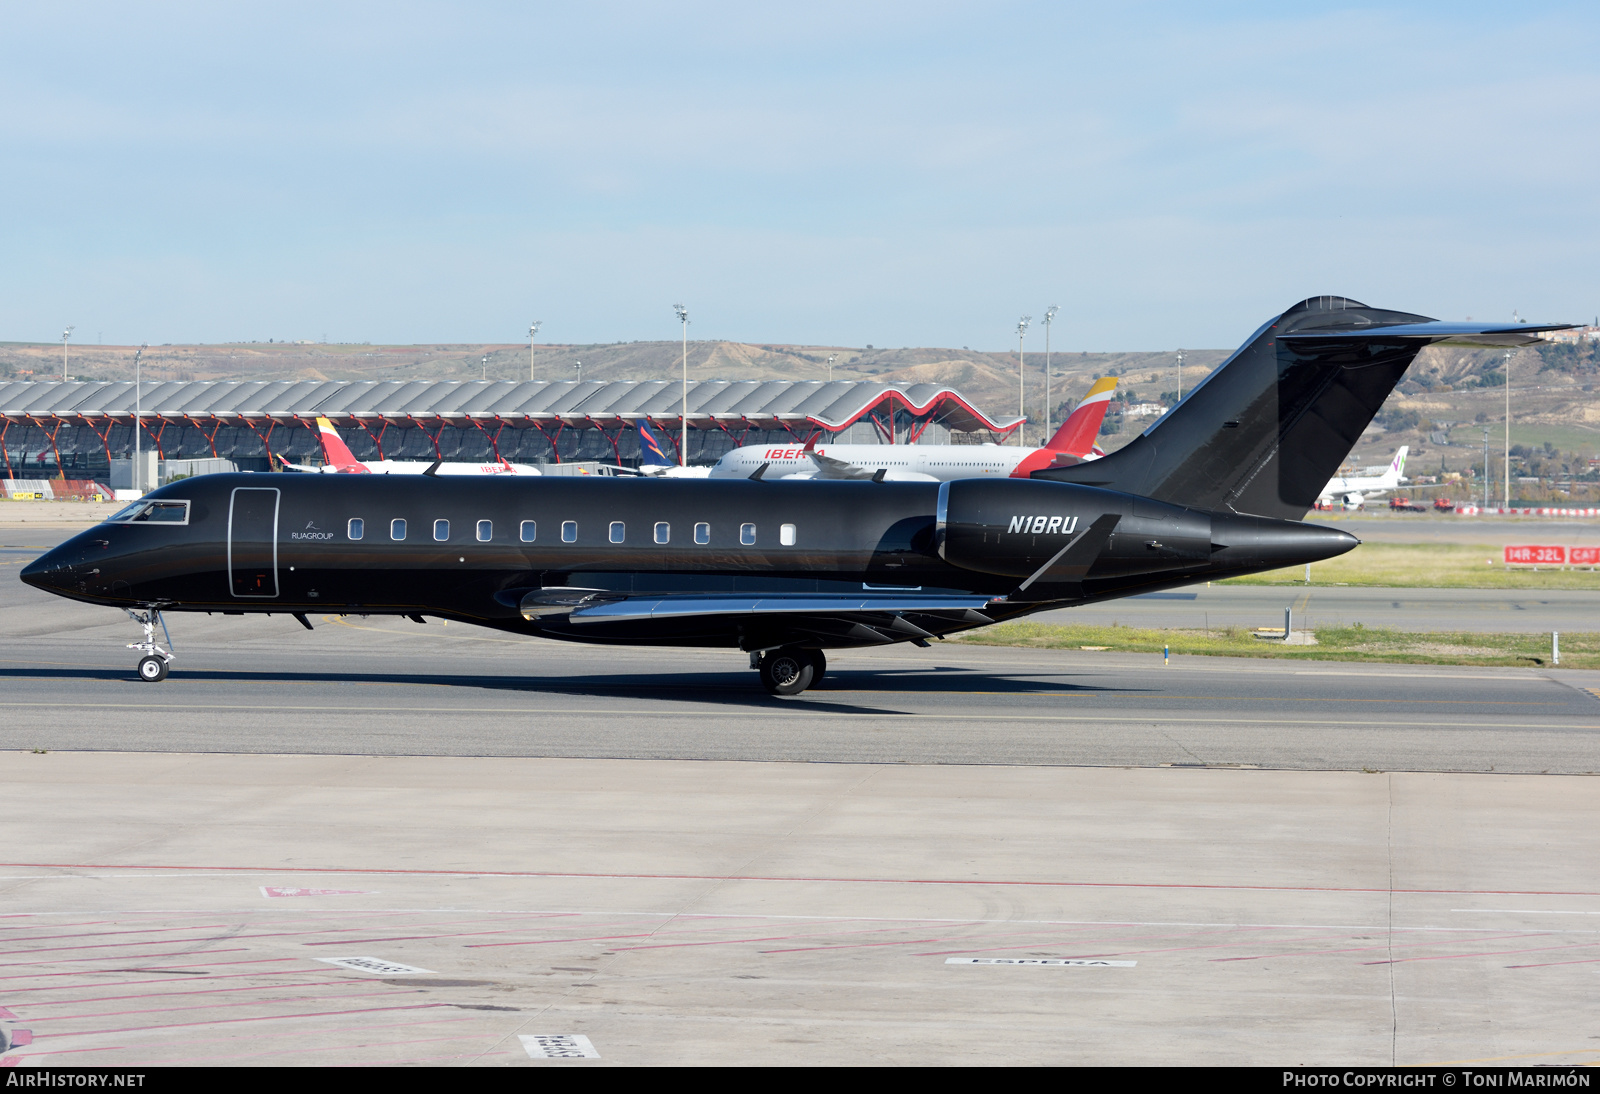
[
  {"xmin": 1506, "ymin": 956, "xmax": 1600, "ymax": 969},
  {"xmin": 0, "ymin": 1007, "xmax": 13, "ymax": 1019},
  {"xmin": 770, "ymin": 921, "xmax": 1126, "ymax": 955},
  {"xmin": 51, "ymin": 1001, "xmax": 450, "ymax": 1039},
  {"xmin": 5, "ymin": 1046, "xmax": 129, "ymax": 1061},
  {"xmin": 0, "ymin": 948, "xmax": 250, "ymax": 971},
  {"xmin": 0, "ymin": 1057, "xmax": 19, "ymax": 1067},
  {"xmin": 301, "ymin": 928, "xmax": 533, "ymax": 946},
  {"xmin": 78, "ymin": 1013, "xmax": 485, "ymax": 1059},
  {"xmin": 0, "ymin": 920, "xmax": 114, "ymax": 932},
  {"xmin": 0, "ymin": 933, "xmax": 260, "ymax": 957},
  {"xmin": 467, "ymin": 931, "xmax": 657, "ymax": 949},
  {"xmin": 4, "ymin": 967, "xmax": 355, "ymax": 996},
  {"xmin": 139, "ymin": 1031, "xmax": 494, "ymax": 1066},
  {"xmin": 914, "ymin": 925, "xmax": 1311, "ymax": 960},
  {"xmin": 13, "ymin": 978, "xmax": 381, "ymax": 1008},
  {"xmin": 4, "ymin": 860, "xmax": 1597, "ymax": 899},
  {"xmin": 1218, "ymin": 930, "xmax": 1548, "ymax": 963},
  {"xmin": 0, "ymin": 924, "xmax": 230, "ymax": 945},
  {"xmin": 1365, "ymin": 938, "xmax": 1600, "ymax": 965},
  {"xmin": 26, "ymin": 987, "xmax": 416, "ymax": 1023},
  {"xmin": 0, "ymin": 958, "xmax": 295, "ymax": 982}
]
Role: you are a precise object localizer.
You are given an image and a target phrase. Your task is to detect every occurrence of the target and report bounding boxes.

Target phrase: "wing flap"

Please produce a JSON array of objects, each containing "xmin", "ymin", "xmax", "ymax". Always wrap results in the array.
[{"xmin": 566, "ymin": 593, "xmax": 996, "ymax": 624}]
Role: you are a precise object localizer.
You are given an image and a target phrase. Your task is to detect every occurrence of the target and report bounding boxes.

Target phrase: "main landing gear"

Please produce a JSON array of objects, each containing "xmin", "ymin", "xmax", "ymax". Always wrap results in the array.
[
  {"xmin": 757, "ymin": 647, "xmax": 826, "ymax": 696},
  {"xmin": 126, "ymin": 608, "xmax": 174, "ymax": 683}
]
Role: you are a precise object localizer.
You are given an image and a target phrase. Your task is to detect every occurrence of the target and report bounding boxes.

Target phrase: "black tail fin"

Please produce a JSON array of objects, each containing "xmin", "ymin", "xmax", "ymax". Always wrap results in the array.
[{"xmin": 1035, "ymin": 297, "xmax": 1567, "ymax": 520}]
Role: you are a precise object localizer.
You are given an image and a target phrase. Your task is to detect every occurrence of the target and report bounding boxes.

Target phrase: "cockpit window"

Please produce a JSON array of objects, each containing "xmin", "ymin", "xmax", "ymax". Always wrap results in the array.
[{"xmin": 108, "ymin": 500, "xmax": 190, "ymax": 525}]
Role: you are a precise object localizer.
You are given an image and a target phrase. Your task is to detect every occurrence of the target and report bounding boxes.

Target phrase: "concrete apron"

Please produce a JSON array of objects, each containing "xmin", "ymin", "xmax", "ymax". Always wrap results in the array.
[{"xmin": 0, "ymin": 753, "xmax": 1595, "ymax": 1067}]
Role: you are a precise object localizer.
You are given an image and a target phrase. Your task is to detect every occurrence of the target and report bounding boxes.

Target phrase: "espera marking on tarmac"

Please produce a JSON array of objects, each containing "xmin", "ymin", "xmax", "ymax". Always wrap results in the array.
[
  {"xmin": 5, "ymin": 860, "xmax": 1600, "ymax": 898},
  {"xmin": 0, "ymin": 701, "xmax": 1589, "ymax": 729}
]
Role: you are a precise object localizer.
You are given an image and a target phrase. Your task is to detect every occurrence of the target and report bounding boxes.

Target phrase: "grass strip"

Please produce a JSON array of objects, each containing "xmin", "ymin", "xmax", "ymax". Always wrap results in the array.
[
  {"xmin": 1225, "ymin": 543, "xmax": 1600, "ymax": 589},
  {"xmin": 950, "ymin": 621, "xmax": 1594, "ymax": 668}
]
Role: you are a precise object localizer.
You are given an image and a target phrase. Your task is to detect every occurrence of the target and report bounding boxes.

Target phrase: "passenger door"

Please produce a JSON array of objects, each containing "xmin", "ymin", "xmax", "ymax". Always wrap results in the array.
[{"xmin": 228, "ymin": 487, "xmax": 280, "ymax": 598}]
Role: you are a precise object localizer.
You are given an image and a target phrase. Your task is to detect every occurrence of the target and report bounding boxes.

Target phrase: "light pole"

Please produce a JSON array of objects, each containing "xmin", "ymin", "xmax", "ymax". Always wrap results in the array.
[
  {"xmin": 574, "ymin": 361, "xmax": 582, "ymax": 384},
  {"xmin": 133, "ymin": 344, "xmax": 146, "ymax": 494},
  {"xmin": 1042, "ymin": 306, "xmax": 1059, "ymax": 436},
  {"xmin": 1176, "ymin": 349, "xmax": 1185, "ymax": 401},
  {"xmin": 1482, "ymin": 427, "xmax": 1491, "ymax": 511},
  {"xmin": 62, "ymin": 326, "xmax": 74, "ymax": 381},
  {"xmin": 674, "ymin": 304, "xmax": 689, "ymax": 467},
  {"xmin": 481, "ymin": 354, "xmax": 489, "ymax": 382},
  {"xmin": 528, "ymin": 321, "xmax": 542, "ymax": 381},
  {"xmin": 1503, "ymin": 349, "xmax": 1512, "ymax": 510},
  {"xmin": 1015, "ymin": 316, "xmax": 1031, "ymax": 445},
  {"xmin": 827, "ymin": 353, "xmax": 836, "ymax": 382}
]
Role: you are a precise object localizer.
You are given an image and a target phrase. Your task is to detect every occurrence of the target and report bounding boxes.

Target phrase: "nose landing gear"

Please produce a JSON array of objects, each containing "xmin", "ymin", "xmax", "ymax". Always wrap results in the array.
[{"xmin": 126, "ymin": 608, "xmax": 174, "ymax": 683}]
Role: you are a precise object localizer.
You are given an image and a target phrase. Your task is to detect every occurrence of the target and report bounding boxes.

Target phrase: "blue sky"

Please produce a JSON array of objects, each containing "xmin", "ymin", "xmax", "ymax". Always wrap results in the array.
[{"xmin": 2, "ymin": 2, "xmax": 1596, "ymax": 349}]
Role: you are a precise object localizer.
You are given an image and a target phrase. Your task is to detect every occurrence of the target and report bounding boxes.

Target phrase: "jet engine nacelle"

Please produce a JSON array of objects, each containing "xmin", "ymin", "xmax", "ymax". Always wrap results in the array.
[
  {"xmin": 1342, "ymin": 492, "xmax": 1365, "ymax": 510},
  {"xmin": 935, "ymin": 478, "xmax": 1212, "ymax": 580}
]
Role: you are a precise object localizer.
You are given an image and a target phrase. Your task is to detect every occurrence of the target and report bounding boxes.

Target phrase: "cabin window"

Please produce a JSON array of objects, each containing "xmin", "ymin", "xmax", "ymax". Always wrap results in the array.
[
  {"xmin": 347, "ymin": 518, "xmax": 364, "ymax": 540},
  {"xmin": 476, "ymin": 520, "xmax": 492, "ymax": 542},
  {"xmin": 654, "ymin": 522, "xmax": 670, "ymax": 544},
  {"xmin": 740, "ymin": 523, "xmax": 756, "ymax": 546},
  {"xmin": 433, "ymin": 519, "xmax": 450, "ymax": 542},
  {"xmin": 609, "ymin": 521, "xmax": 625, "ymax": 544},
  {"xmin": 694, "ymin": 522, "xmax": 710, "ymax": 545},
  {"xmin": 520, "ymin": 520, "xmax": 537, "ymax": 543},
  {"xmin": 562, "ymin": 520, "xmax": 577, "ymax": 543},
  {"xmin": 391, "ymin": 518, "xmax": 406, "ymax": 541},
  {"xmin": 780, "ymin": 523, "xmax": 796, "ymax": 546}
]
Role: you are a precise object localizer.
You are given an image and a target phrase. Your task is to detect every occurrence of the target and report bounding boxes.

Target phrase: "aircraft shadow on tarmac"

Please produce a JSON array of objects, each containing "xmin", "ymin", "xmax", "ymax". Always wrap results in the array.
[{"xmin": 0, "ymin": 663, "xmax": 1133, "ymax": 714}]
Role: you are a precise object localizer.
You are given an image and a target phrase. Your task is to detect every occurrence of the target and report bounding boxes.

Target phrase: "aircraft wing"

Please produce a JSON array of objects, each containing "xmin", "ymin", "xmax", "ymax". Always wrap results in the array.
[
  {"xmin": 525, "ymin": 590, "xmax": 997, "ymax": 646},
  {"xmin": 806, "ymin": 451, "xmax": 875, "ymax": 480},
  {"xmin": 275, "ymin": 455, "xmax": 327, "ymax": 474}
]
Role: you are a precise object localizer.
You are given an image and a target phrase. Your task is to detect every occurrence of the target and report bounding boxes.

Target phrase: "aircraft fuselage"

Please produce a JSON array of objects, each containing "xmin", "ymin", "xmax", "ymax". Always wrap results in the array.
[{"xmin": 24, "ymin": 473, "xmax": 1357, "ymax": 652}]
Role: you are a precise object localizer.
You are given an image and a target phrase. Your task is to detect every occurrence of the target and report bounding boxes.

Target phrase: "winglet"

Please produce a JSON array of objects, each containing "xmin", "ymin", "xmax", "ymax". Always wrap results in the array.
[
  {"xmin": 423, "ymin": 459, "xmax": 442, "ymax": 477},
  {"xmin": 749, "ymin": 462, "xmax": 769, "ymax": 481}
]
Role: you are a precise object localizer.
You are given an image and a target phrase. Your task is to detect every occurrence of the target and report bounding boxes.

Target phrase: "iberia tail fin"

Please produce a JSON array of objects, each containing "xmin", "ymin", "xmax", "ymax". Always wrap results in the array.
[
  {"xmin": 1044, "ymin": 376, "xmax": 1117, "ymax": 456},
  {"xmin": 315, "ymin": 416, "xmax": 365, "ymax": 471}
]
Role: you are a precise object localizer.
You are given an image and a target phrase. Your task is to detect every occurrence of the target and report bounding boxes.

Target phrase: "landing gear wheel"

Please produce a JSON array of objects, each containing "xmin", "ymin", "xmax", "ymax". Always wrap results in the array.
[
  {"xmin": 759, "ymin": 648, "xmax": 815, "ymax": 696},
  {"xmin": 806, "ymin": 648, "xmax": 826, "ymax": 683},
  {"xmin": 137, "ymin": 655, "xmax": 169, "ymax": 683}
]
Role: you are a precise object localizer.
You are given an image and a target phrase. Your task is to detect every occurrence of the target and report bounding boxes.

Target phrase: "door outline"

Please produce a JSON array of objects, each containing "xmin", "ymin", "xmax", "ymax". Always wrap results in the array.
[{"xmin": 228, "ymin": 486, "xmax": 280, "ymax": 598}]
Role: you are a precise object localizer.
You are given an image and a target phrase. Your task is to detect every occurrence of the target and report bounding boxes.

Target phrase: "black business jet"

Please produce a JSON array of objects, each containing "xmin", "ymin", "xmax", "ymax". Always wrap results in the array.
[{"xmin": 22, "ymin": 297, "xmax": 1566, "ymax": 694}]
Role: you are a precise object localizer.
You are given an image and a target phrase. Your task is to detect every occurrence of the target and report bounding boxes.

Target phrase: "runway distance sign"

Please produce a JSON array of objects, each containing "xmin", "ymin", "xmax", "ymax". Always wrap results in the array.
[{"xmin": 1505, "ymin": 545, "xmax": 1566, "ymax": 565}]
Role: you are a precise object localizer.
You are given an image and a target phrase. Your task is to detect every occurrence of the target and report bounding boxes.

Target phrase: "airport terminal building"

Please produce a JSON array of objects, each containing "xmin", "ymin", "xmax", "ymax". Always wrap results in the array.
[{"xmin": 0, "ymin": 378, "xmax": 1022, "ymax": 482}]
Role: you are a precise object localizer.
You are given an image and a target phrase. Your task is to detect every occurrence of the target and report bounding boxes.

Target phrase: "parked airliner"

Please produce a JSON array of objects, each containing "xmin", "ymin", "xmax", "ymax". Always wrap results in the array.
[
  {"xmin": 706, "ymin": 376, "xmax": 1119, "ymax": 481},
  {"xmin": 1318, "ymin": 446, "xmax": 1407, "ymax": 509},
  {"xmin": 278, "ymin": 417, "xmax": 540, "ymax": 476}
]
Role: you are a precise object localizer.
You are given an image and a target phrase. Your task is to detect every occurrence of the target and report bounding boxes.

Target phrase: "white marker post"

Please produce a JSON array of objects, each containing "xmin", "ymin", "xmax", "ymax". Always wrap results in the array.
[{"xmin": 1553, "ymin": 631, "xmax": 1559, "ymax": 666}]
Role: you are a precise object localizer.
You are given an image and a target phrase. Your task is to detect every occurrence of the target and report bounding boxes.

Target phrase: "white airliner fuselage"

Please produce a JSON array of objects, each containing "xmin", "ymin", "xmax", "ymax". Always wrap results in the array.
[
  {"xmin": 707, "ymin": 442, "xmax": 1053, "ymax": 482},
  {"xmin": 1319, "ymin": 446, "xmax": 1408, "ymax": 508}
]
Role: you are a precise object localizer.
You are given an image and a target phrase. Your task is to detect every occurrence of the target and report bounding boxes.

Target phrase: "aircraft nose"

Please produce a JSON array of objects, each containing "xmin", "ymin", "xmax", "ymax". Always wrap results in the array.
[{"xmin": 20, "ymin": 547, "xmax": 68, "ymax": 592}]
